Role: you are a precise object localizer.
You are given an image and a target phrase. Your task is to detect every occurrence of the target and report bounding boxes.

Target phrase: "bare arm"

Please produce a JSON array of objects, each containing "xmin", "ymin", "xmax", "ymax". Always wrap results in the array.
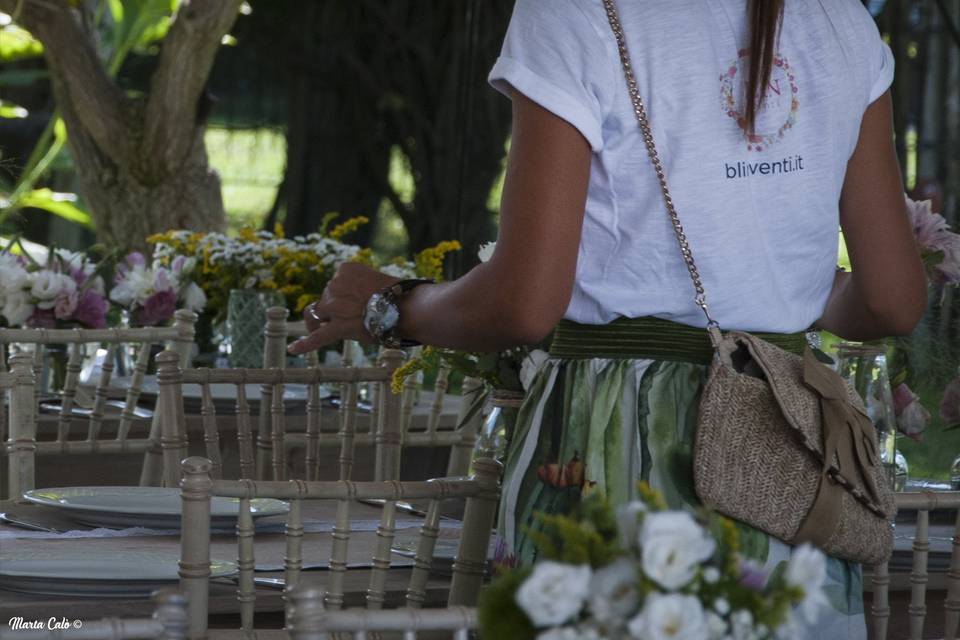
[
  {"xmin": 816, "ymin": 91, "xmax": 927, "ymax": 340},
  {"xmin": 289, "ymin": 92, "xmax": 592, "ymax": 354}
]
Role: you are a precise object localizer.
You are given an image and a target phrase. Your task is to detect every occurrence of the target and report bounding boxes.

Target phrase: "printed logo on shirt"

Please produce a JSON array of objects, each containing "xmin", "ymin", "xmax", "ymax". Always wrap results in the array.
[{"xmin": 720, "ymin": 49, "xmax": 799, "ymax": 152}]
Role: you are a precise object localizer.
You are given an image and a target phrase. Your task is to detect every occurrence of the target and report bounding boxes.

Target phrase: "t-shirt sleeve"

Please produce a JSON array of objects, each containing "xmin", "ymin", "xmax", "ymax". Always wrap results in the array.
[
  {"xmin": 849, "ymin": 2, "xmax": 895, "ymax": 104},
  {"xmin": 488, "ymin": 0, "xmax": 614, "ymax": 152}
]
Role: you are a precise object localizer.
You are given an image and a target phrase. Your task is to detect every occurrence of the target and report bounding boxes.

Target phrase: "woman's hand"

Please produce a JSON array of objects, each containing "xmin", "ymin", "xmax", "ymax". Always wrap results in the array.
[{"xmin": 288, "ymin": 262, "xmax": 399, "ymax": 355}]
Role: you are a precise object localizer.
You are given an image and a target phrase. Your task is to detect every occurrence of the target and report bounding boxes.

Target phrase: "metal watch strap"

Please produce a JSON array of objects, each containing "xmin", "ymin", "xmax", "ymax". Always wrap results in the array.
[
  {"xmin": 376, "ymin": 278, "xmax": 433, "ymax": 348},
  {"xmin": 601, "ymin": 0, "xmax": 722, "ymax": 342}
]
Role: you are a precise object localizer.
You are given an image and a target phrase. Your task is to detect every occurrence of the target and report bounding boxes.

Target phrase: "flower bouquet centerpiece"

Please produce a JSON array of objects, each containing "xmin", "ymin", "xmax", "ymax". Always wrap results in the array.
[
  {"xmin": 148, "ymin": 217, "xmax": 461, "ymax": 359},
  {"xmin": 882, "ymin": 195, "xmax": 960, "ymax": 446},
  {"xmin": 0, "ymin": 246, "xmax": 108, "ymax": 329},
  {"xmin": 479, "ymin": 486, "xmax": 827, "ymax": 640},
  {"xmin": 110, "ymin": 252, "xmax": 206, "ymax": 327}
]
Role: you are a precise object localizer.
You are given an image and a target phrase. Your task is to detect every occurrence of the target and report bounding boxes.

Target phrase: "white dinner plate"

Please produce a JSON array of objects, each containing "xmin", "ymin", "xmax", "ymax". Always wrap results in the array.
[
  {"xmin": 22, "ymin": 486, "xmax": 289, "ymax": 529},
  {"xmin": 0, "ymin": 550, "xmax": 235, "ymax": 598},
  {"xmin": 111, "ymin": 375, "xmax": 332, "ymax": 403}
]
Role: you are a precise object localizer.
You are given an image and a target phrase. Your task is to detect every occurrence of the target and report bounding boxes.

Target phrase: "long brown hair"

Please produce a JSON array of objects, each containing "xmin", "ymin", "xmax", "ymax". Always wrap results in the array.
[{"xmin": 745, "ymin": 0, "xmax": 785, "ymax": 135}]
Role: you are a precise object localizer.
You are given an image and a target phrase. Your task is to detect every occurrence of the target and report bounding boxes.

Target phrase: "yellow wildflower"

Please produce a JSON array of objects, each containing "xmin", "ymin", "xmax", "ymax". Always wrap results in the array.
[
  {"xmin": 274, "ymin": 222, "xmax": 285, "ymax": 238},
  {"xmin": 329, "ymin": 215, "xmax": 370, "ymax": 240},
  {"xmin": 413, "ymin": 240, "xmax": 462, "ymax": 281},
  {"xmin": 238, "ymin": 227, "xmax": 259, "ymax": 243},
  {"xmin": 350, "ymin": 248, "xmax": 375, "ymax": 267}
]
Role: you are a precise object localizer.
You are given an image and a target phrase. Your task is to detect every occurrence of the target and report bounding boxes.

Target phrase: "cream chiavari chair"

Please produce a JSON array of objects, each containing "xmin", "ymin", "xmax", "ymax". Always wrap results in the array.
[
  {"xmin": 0, "ymin": 310, "xmax": 196, "ymax": 497},
  {"xmin": 155, "ymin": 348, "xmax": 404, "ymax": 485},
  {"xmin": 870, "ymin": 491, "xmax": 960, "ymax": 640},
  {"xmin": 178, "ymin": 455, "xmax": 500, "ymax": 640},
  {"xmin": 264, "ymin": 308, "xmax": 486, "ymax": 481},
  {"xmin": 286, "ymin": 586, "xmax": 476, "ymax": 640},
  {"xmin": 2, "ymin": 354, "xmax": 35, "ymax": 501},
  {"xmin": 1, "ymin": 590, "xmax": 188, "ymax": 640}
]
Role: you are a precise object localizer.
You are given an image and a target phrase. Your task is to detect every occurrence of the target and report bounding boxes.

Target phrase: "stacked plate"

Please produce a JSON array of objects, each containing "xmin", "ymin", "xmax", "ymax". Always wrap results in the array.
[
  {"xmin": 0, "ymin": 487, "xmax": 289, "ymax": 597},
  {"xmin": 0, "ymin": 551, "xmax": 236, "ymax": 598},
  {"xmin": 21, "ymin": 486, "xmax": 289, "ymax": 529}
]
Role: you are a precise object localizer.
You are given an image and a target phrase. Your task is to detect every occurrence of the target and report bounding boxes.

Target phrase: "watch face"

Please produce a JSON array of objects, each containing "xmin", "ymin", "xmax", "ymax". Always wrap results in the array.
[{"xmin": 363, "ymin": 292, "xmax": 400, "ymax": 338}]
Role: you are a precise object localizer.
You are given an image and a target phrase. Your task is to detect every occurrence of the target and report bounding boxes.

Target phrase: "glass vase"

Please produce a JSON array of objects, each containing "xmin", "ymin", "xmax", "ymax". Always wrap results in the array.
[
  {"xmin": 834, "ymin": 342, "xmax": 900, "ymax": 490},
  {"xmin": 226, "ymin": 289, "xmax": 285, "ymax": 368},
  {"xmin": 472, "ymin": 389, "xmax": 525, "ymax": 466}
]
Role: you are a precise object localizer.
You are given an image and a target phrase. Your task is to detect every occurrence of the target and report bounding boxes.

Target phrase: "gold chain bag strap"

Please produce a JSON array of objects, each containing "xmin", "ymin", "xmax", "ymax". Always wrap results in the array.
[{"xmin": 601, "ymin": 0, "xmax": 894, "ymax": 564}]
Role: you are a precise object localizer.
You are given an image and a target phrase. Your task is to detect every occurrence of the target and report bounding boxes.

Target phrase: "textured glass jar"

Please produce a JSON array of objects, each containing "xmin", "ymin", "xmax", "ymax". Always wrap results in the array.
[
  {"xmin": 226, "ymin": 290, "xmax": 285, "ymax": 368},
  {"xmin": 472, "ymin": 389, "xmax": 525, "ymax": 467},
  {"xmin": 834, "ymin": 343, "xmax": 901, "ymax": 490}
]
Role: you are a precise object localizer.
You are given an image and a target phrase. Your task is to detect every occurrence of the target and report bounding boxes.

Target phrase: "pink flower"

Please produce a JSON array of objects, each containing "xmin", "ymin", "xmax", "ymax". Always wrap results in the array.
[
  {"xmin": 940, "ymin": 378, "xmax": 960, "ymax": 426},
  {"xmin": 905, "ymin": 195, "xmax": 960, "ymax": 284},
  {"xmin": 73, "ymin": 289, "xmax": 107, "ymax": 329},
  {"xmin": 133, "ymin": 289, "xmax": 176, "ymax": 326},
  {"xmin": 892, "ymin": 382, "xmax": 930, "ymax": 443},
  {"xmin": 738, "ymin": 559, "xmax": 768, "ymax": 591},
  {"xmin": 53, "ymin": 290, "xmax": 79, "ymax": 320}
]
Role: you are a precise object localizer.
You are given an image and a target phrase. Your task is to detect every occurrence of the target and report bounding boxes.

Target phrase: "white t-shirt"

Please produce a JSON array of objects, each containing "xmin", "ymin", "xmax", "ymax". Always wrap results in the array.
[{"xmin": 489, "ymin": 0, "xmax": 894, "ymax": 333}]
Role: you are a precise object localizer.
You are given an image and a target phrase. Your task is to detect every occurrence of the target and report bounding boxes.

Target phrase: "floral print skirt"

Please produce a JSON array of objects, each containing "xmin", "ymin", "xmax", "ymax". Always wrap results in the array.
[{"xmin": 497, "ymin": 357, "xmax": 867, "ymax": 639}]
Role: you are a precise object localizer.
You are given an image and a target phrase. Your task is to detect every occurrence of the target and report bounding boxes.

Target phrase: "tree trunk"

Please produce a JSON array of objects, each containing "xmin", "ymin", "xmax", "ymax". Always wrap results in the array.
[{"xmin": 2, "ymin": 0, "xmax": 240, "ymax": 253}]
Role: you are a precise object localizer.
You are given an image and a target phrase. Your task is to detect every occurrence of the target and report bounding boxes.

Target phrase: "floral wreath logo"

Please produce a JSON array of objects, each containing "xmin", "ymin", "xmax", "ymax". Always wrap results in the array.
[{"xmin": 720, "ymin": 49, "xmax": 799, "ymax": 152}]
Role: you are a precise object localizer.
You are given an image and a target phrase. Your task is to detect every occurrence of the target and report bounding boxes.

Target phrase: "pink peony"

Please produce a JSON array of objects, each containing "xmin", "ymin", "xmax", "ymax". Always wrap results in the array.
[
  {"xmin": 905, "ymin": 195, "xmax": 960, "ymax": 284},
  {"xmin": 73, "ymin": 289, "xmax": 108, "ymax": 329},
  {"xmin": 134, "ymin": 289, "xmax": 176, "ymax": 326},
  {"xmin": 892, "ymin": 382, "xmax": 930, "ymax": 442},
  {"xmin": 940, "ymin": 378, "xmax": 960, "ymax": 426},
  {"xmin": 53, "ymin": 290, "xmax": 79, "ymax": 320}
]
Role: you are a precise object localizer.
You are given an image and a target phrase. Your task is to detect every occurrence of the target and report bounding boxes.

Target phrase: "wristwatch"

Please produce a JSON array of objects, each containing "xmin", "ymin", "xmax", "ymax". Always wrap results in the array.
[{"xmin": 362, "ymin": 279, "xmax": 434, "ymax": 348}]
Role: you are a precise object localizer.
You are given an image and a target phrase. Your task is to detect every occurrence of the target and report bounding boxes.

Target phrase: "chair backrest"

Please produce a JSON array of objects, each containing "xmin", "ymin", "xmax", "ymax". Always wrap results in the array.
[
  {"xmin": 0, "ymin": 311, "xmax": 195, "ymax": 496},
  {"xmin": 0, "ymin": 589, "xmax": 187, "ymax": 640},
  {"xmin": 156, "ymin": 348, "xmax": 404, "ymax": 485},
  {"xmin": 2, "ymin": 354, "xmax": 35, "ymax": 500},
  {"xmin": 869, "ymin": 491, "xmax": 960, "ymax": 640},
  {"xmin": 178, "ymin": 455, "xmax": 500, "ymax": 639},
  {"xmin": 286, "ymin": 586, "xmax": 476, "ymax": 640},
  {"xmin": 264, "ymin": 307, "xmax": 486, "ymax": 480}
]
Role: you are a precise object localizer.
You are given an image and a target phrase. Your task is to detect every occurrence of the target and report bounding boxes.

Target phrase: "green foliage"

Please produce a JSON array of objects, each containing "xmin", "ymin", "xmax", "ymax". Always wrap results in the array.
[
  {"xmin": 477, "ymin": 567, "xmax": 536, "ymax": 640},
  {"xmin": 524, "ymin": 494, "xmax": 621, "ymax": 567},
  {"xmin": 0, "ymin": 68, "xmax": 48, "ymax": 87},
  {"xmin": 102, "ymin": 0, "xmax": 177, "ymax": 71},
  {"xmin": 13, "ymin": 189, "xmax": 94, "ymax": 229},
  {"xmin": 0, "ymin": 22, "xmax": 43, "ymax": 61},
  {"xmin": 0, "ymin": 99, "xmax": 27, "ymax": 119}
]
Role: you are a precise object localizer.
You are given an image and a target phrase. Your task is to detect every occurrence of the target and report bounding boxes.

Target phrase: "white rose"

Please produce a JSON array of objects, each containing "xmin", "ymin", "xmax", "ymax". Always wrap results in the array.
[
  {"xmin": 705, "ymin": 612, "xmax": 728, "ymax": 640},
  {"xmin": 785, "ymin": 544, "xmax": 829, "ymax": 624},
  {"xmin": 181, "ymin": 282, "xmax": 207, "ymax": 312},
  {"xmin": 628, "ymin": 593, "xmax": 707, "ymax": 640},
  {"xmin": 477, "ymin": 241, "xmax": 496, "ymax": 262},
  {"xmin": 30, "ymin": 271, "xmax": 76, "ymax": 308},
  {"xmin": 703, "ymin": 567, "xmax": 721, "ymax": 585},
  {"xmin": 587, "ymin": 558, "xmax": 640, "ymax": 623},
  {"xmin": 730, "ymin": 609, "xmax": 754, "ymax": 640},
  {"xmin": 0, "ymin": 255, "xmax": 29, "ymax": 294},
  {"xmin": 111, "ymin": 265, "xmax": 154, "ymax": 306},
  {"xmin": 640, "ymin": 511, "xmax": 716, "ymax": 590},
  {"xmin": 520, "ymin": 349, "xmax": 550, "ymax": 391},
  {"xmin": 2, "ymin": 290, "xmax": 34, "ymax": 326},
  {"xmin": 515, "ymin": 561, "xmax": 592, "ymax": 627}
]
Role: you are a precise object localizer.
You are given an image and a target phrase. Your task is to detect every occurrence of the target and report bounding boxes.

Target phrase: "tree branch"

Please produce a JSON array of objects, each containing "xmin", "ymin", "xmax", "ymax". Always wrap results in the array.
[
  {"xmin": 141, "ymin": 0, "xmax": 243, "ymax": 176},
  {"xmin": 0, "ymin": 0, "xmax": 133, "ymax": 163}
]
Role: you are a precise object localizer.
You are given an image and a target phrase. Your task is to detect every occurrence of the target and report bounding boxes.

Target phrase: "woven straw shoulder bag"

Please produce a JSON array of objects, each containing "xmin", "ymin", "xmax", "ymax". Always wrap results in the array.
[{"xmin": 602, "ymin": 0, "xmax": 894, "ymax": 565}]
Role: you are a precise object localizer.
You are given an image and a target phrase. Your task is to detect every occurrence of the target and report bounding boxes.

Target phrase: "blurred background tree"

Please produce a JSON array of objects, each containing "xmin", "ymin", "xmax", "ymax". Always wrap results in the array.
[{"xmin": 0, "ymin": 0, "xmax": 242, "ymax": 252}]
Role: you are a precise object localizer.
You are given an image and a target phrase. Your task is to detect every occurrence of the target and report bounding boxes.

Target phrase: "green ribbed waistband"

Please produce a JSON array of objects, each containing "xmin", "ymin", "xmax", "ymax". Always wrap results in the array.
[{"xmin": 549, "ymin": 317, "xmax": 807, "ymax": 364}]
